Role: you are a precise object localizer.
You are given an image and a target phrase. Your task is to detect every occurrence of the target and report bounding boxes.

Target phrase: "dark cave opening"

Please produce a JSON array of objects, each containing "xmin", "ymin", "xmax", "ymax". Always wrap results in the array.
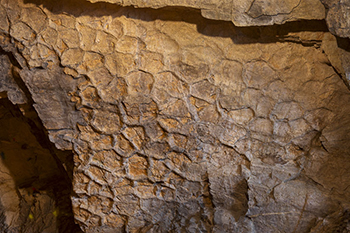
[{"xmin": 0, "ymin": 96, "xmax": 82, "ymax": 232}]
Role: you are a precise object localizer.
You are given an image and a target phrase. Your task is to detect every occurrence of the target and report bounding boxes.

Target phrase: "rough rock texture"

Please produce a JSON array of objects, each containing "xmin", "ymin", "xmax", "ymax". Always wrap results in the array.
[
  {"xmin": 0, "ymin": 0, "xmax": 350, "ymax": 232},
  {"xmin": 85, "ymin": 0, "xmax": 350, "ymax": 40},
  {"xmin": 322, "ymin": 0, "xmax": 350, "ymax": 38},
  {"xmin": 87, "ymin": 0, "xmax": 326, "ymax": 27},
  {"xmin": 0, "ymin": 97, "xmax": 82, "ymax": 232}
]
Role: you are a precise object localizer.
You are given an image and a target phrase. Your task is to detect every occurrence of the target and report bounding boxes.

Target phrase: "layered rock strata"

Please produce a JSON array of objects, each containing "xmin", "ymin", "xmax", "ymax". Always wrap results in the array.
[
  {"xmin": 87, "ymin": 0, "xmax": 350, "ymax": 40},
  {"xmin": 87, "ymin": 0, "xmax": 326, "ymax": 27}
]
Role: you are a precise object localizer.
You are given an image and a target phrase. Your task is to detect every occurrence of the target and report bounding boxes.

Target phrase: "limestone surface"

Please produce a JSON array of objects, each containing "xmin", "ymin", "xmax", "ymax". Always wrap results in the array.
[
  {"xmin": 86, "ymin": 0, "xmax": 350, "ymax": 39},
  {"xmin": 322, "ymin": 0, "xmax": 350, "ymax": 38},
  {"xmin": 0, "ymin": 0, "xmax": 350, "ymax": 232},
  {"xmin": 0, "ymin": 97, "xmax": 81, "ymax": 233},
  {"xmin": 87, "ymin": 0, "xmax": 326, "ymax": 27}
]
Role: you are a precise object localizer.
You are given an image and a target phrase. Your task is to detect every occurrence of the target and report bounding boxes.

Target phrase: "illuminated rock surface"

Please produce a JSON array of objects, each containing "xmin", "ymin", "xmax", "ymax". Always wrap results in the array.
[{"xmin": 0, "ymin": 0, "xmax": 350, "ymax": 232}]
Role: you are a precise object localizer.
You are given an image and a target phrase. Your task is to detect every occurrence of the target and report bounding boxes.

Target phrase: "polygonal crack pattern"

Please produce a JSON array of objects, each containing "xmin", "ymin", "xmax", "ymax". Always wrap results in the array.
[{"xmin": 1, "ymin": 0, "xmax": 350, "ymax": 232}]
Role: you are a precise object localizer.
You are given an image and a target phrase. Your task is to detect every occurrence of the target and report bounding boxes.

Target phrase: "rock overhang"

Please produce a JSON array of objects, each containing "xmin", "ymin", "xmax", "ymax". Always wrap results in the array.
[{"xmin": 86, "ymin": 0, "xmax": 350, "ymax": 39}]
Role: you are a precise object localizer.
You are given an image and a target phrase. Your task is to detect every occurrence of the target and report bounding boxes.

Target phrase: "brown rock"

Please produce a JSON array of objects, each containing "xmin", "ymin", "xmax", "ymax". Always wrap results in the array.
[
  {"xmin": 1, "ymin": 0, "xmax": 350, "ymax": 232},
  {"xmin": 87, "ymin": 0, "xmax": 326, "ymax": 27},
  {"xmin": 325, "ymin": 0, "xmax": 350, "ymax": 38}
]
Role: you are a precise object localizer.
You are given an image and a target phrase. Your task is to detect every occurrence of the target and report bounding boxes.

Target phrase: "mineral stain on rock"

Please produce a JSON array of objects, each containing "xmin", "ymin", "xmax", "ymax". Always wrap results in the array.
[{"xmin": 0, "ymin": 0, "xmax": 350, "ymax": 232}]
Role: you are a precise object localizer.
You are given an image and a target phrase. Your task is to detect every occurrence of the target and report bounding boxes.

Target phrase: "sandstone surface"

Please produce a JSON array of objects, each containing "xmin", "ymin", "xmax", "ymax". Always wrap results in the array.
[{"xmin": 0, "ymin": 0, "xmax": 350, "ymax": 232}]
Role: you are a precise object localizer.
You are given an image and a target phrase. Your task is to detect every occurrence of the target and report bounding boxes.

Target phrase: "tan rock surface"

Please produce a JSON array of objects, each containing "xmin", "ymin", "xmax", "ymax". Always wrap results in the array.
[
  {"xmin": 0, "ymin": 0, "xmax": 350, "ymax": 232},
  {"xmin": 86, "ymin": 0, "xmax": 350, "ymax": 39},
  {"xmin": 87, "ymin": 0, "xmax": 326, "ymax": 27}
]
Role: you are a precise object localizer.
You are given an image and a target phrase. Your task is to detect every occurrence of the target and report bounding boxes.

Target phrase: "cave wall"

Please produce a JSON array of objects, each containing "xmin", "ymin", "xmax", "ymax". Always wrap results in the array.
[
  {"xmin": 0, "ymin": 89, "xmax": 81, "ymax": 232},
  {"xmin": 0, "ymin": 0, "xmax": 350, "ymax": 232}
]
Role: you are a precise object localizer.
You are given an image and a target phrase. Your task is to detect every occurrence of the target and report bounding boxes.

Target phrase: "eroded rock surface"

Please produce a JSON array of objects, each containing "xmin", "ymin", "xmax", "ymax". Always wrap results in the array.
[
  {"xmin": 0, "ymin": 0, "xmax": 350, "ymax": 232},
  {"xmin": 87, "ymin": 0, "xmax": 326, "ymax": 27},
  {"xmin": 85, "ymin": 0, "xmax": 350, "ymax": 39},
  {"xmin": 0, "ymin": 96, "xmax": 81, "ymax": 232},
  {"xmin": 322, "ymin": 0, "xmax": 350, "ymax": 38}
]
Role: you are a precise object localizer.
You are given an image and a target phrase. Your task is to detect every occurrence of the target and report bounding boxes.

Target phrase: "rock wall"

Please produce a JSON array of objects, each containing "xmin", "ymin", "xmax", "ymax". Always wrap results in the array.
[
  {"xmin": 0, "ymin": 68, "xmax": 81, "ymax": 232},
  {"xmin": 0, "ymin": 0, "xmax": 350, "ymax": 232}
]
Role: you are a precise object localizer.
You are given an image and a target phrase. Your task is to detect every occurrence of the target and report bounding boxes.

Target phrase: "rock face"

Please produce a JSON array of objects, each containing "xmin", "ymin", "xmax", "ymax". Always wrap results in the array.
[
  {"xmin": 85, "ymin": 0, "xmax": 350, "ymax": 40},
  {"xmin": 87, "ymin": 0, "xmax": 326, "ymax": 27},
  {"xmin": 322, "ymin": 0, "xmax": 350, "ymax": 38},
  {"xmin": 0, "ymin": 95, "xmax": 81, "ymax": 232},
  {"xmin": 0, "ymin": 0, "xmax": 350, "ymax": 232}
]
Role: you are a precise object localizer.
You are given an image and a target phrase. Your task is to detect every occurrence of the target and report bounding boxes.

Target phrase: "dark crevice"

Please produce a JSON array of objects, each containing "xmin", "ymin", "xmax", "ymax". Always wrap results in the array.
[
  {"xmin": 0, "ymin": 47, "xmax": 22, "ymax": 69},
  {"xmin": 326, "ymin": 60, "xmax": 350, "ymax": 91},
  {"xmin": 0, "ymin": 49, "xmax": 82, "ymax": 232},
  {"xmin": 23, "ymin": 0, "xmax": 330, "ymax": 45},
  {"xmin": 0, "ymin": 96, "xmax": 82, "ymax": 233},
  {"xmin": 336, "ymin": 36, "xmax": 350, "ymax": 52},
  {"xmin": 20, "ymin": 0, "xmax": 339, "ymax": 53}
]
